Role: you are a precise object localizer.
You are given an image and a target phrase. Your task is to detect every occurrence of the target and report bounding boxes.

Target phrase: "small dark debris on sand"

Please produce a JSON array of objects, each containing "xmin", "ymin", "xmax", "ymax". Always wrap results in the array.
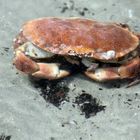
[
  {"xmin": 4, "ymin": 47, "xmax": 9, "ymax": 52},
  {"xmin": 60, "ymin": 5, "xmax": 69, "ymax": 13},
  {"xmin": 50, "ymin": 137, "xmax": 55, "ymax": 140},
  {"xmin": 75, "ymin": 93, "xmax": 106, "ymax": 118},
  {"xmin": 124, "ymin": 101, "xmax": 131, "ymax": 106},
  {"xmin": 118, "ymin": 94, "xmax": 121, "ymax": 97},
  {"xmin": 99, "ymin": 88, "xmax": 103, "ymax": 90},
  {"xmin": 127, "ymin": 99, "xmax": 132, "ymax": 102},
  {"xmin": 113, "ymin": 83, "xmax": 121, "ymax": 88},
  {"xmin": 59, "ymin": 0, "xmax": 91, "ymax": 17},
  {"xmin": 135, "ymin": 93, "xmax": 139, "ymax": 99},
  {"xmin": 78, "ymin": 10, "xmax": 85, "ymax": 16},
  {"xmin": 32, "ymin": 79, "xmax": 70, "ymax": 107},
  {"xmin": 0, "ymin": 134, "xmax": 11, "ymax": 140},
  {"xmin": 60, "ymin": 0, "xmax": 74, "ymax": 13}
]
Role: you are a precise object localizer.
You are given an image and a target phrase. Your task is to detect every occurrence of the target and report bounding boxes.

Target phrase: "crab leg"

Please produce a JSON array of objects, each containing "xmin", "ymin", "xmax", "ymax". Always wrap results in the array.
[
  {"xmin": 85, "ymin": 57, "xmax": 140, "ymax": 81},
  {"xmin": 136, "ymin": 33, "xmax": 140, "ymax": 40},
  {"xmin": 13, "ymin": 48, "xmax": 70, "ymax": 80}
]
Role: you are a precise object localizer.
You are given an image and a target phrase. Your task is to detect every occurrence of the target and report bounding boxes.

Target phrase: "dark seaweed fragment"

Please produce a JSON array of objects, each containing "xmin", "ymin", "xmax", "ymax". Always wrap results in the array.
[
  {"xmin": 32, "ymin": 79, "xmax": 70, "ymax": 107},
  {"xmin": 75, "ymin": 93, "xmax": 106, "ymax": 118},
  {"xmin": 0, "ymin": 134, "xmax": 11, "ymax": 140}
]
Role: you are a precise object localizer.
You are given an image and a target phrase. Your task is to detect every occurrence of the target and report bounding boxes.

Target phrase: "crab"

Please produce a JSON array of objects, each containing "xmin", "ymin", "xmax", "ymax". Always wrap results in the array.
[{"xmin": 13, "ymin": 17, "xmax": 140, "ymax": 85}]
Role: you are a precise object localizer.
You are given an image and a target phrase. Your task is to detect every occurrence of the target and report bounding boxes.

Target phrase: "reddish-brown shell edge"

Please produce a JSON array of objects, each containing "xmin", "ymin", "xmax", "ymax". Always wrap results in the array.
[{"xmin": 15, "ymin": 17, "xmax": 139, "ymax": 61}]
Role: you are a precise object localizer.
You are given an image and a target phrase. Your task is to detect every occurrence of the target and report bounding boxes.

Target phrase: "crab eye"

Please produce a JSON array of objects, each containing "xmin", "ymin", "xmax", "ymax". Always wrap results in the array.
[{"xmin": 21, "ymin": 42, "xmax": 54, "ymax": 59}]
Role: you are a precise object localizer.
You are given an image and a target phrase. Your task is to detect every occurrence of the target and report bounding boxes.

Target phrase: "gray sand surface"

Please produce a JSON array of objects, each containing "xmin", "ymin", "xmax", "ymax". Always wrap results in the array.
[{"xmin": 0, "ymin": 0, "xmax": 140, "ymax": 139}]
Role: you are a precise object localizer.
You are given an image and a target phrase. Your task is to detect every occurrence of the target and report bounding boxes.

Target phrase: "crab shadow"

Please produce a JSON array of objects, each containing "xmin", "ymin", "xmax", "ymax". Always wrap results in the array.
[
  {"xmin": 97, "ymin": 79, "xmax": 129, "ymax": 89},
  {"xmin": 73, "ymin": 74, "xmax": 130, "ymax": 89},
  {"xmin": 28, "ymin": 73, "xmax": 131, "ymax": 90}
]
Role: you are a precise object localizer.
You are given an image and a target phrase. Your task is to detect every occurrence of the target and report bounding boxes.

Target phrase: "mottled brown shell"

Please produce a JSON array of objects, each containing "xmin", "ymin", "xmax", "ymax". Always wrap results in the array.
[{"xmin": 15, "ymin": 17, "xmax": 139, "ymax": 61}]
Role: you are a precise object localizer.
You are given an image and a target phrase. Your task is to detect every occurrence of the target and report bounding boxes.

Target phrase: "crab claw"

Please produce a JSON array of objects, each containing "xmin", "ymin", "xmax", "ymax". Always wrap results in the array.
[
  {"xmin": 13, "ymin": 51, "xmax": 39, "ymax": 74},
  {"xmin": 32, "ymin": 63, "xmax": 70, "ymax": 80},
  {"xmin": 13, "ymin": 49, "xmax": 70, "ymax": 80},
  {"xmin": 85, "ymin": 57, "xmax": 140, "ymax": 82}
]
